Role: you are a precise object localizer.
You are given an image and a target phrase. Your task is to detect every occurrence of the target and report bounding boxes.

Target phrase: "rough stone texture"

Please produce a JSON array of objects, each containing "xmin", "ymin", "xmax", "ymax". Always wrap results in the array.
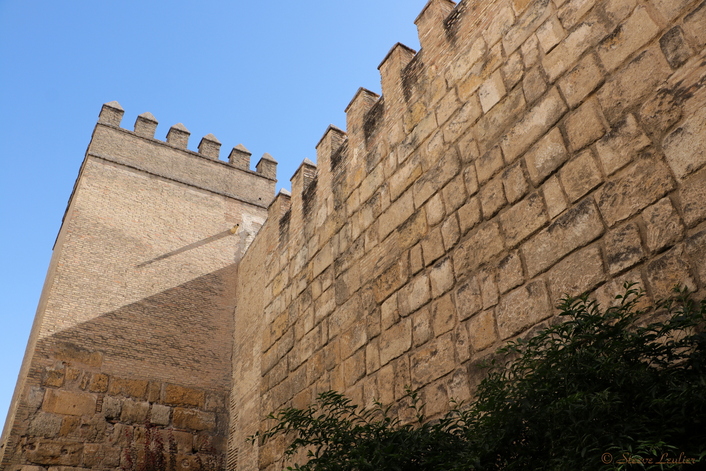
[
  {"xmin": 6, "ymin": 1, "xmax": 706, "ymax": 469},
  {"xmin": 595, "ymin": 156, "xmax": 675, "ymax": 227},
  {"xmin": 604, "ymin": 222, "xmax": 644, "ymax": 275},
  {"xmin": 496, "ymin": 281, "xmax": 552, "ymax": 340}
]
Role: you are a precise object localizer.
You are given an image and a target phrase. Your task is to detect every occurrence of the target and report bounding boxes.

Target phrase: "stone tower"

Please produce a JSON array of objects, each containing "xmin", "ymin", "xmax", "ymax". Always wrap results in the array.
[{"xmin": 0, "ymin": 102, "xmax": 276, "ymax": 470}]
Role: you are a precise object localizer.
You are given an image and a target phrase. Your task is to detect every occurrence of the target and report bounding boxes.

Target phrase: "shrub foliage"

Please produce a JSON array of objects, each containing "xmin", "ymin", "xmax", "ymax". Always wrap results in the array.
[{"xmin": 255, "ymin": 286, "xmax": 706, "ymax": 470}]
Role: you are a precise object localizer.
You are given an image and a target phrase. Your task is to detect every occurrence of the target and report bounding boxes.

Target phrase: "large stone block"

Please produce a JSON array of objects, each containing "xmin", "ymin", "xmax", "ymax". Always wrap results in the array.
[
  {"xmin": 120, "ymin": 398, "xmax": 150, "ymax": 424},
  {"xmin": 499, "ymin": 192, "xmax": 548, "ymax": 247},
  {"xmin": 524, "ymin": 127, "xmax": 568, "ymax": 185},
  {"xmin": 547, "ymin": 245, "xmax": 605, "ymax": 302},
  {"xmin": 597, "ymin": 47, "xmax": 671, "ymax": 122},
  {"xmin": 454, "ymin": 222, "xmax": 505, "ymax": 274},
  {"xmin": 173, "ymin": 408, "xmax": 216, "ymax": 431},
  {"xmin": 559, "ymin": 149, "xmax": 603, "ymax": 202},
  {"xmin": 645, "ymin": 245, "xmax": 696, "ymax": 299},
  {"xmin": 410, "ymin": 333, "xmax": 456, "ymax": 388},
  {"xmin": 604, "ymin": 222, "xmax": 644, "ymax": 275},
  {"xmin": 379, "ymin": 318, "xmax": 412, "ymax": 366},
  {"xmin": 596, "ymin": 6, "xmax": 659, "ymax": 72},
  {"xmin": 663, "ymin": 106, "xmax": 706, "ymax": 179},
  {"xmin": 522, "ymin": 198, "xmax": 604, "ymax": 276},
  {"xmin": 595, "ymin": 155, "xmax": 675, "ymax": 227},
  {"xmin": 496, "ymin": 281, "xmax": 552, "ymax": 339},
  {"xmin": 595, "ymin": 114, "xmax": 651, "ymax": 176},
  {"xmin": 643, "ymin": 198, "xmax": 684, "ymax": 253},
  {"xmin": 500, "ymin": 87, "xmax": 568, "ymax": 163},
  {"xmin": 42, "ymin": 390, "xmax": 96, "ymax": 417},
  {"xmin": 108, "ymin": 377, "xmax": 148, "ymax": 399},
  {"xmin": 558, "ymin": 53, "xmax": 603, "ymax": 108},
  {"xmin": 455, "ymin": 276, "xmax": 483, "ymax": 321},
  {"xmin": 467, "ymin": 309, "xmax": 498, "ymax": 352},
  {"xmin": 164, "ymin": 384, "xmax": 205, "ymax": 408}
]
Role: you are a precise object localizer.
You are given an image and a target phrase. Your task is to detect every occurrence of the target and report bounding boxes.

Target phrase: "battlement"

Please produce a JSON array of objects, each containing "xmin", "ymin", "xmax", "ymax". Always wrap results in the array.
[{"xmin": 92, "ymin": 101, "xmax": 276, "ymax": 208}]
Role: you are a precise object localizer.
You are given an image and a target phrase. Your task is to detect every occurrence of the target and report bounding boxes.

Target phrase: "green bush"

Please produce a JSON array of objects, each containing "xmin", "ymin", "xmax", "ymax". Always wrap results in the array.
[{"xmin": 255, "ymin": 285, "xmax": 706, "ymax": 470}]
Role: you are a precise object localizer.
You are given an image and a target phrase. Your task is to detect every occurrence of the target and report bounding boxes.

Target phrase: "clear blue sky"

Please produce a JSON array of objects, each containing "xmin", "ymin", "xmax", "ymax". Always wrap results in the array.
[{"xmin": 0, "ymin": 0, "xmax": 429, "ymax": 428}]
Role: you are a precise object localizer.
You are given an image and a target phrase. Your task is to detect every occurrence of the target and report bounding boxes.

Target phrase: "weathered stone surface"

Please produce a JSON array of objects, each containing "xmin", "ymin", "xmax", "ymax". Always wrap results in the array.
[
  {"xmin": 479, "ymin": 176, "xmax": 507, "ymax": 219},
  {"xmin": 28, "ymin": 412, "xmax": 62, "ymax": 438},
  {"xmin": 596, "ymin": 6, "xmax": 659, "ymax": 72},
  {"xmin": 501, "ymin": 87, "xmax": 568, "ymax": 163},
  {"xmin": 102, "ymin": 395, "xmax": 121, "ymax": 421},
  {"xmin": 643, "ymin": 198, "xmax": 684, "ymax": 253},
  {"xmin": 454, "ymin": 222, "xmax": 505, "ymax": 274},
  {"xmin": 474, "ymin": 88, "xmax": 527, "ymax": 156},
  {"xmin": 537, "ymin": 15, "xmax": 567, "ymax": 54},
  {"xmin": 475, "ymin": 146, "xmax": 505, "ymax": 184},
  {"xmin": 496, "ymin": 281, "xmax": 552, "ymax": 339},
  {"xmin": 479, "ymin": 70, "xmax": 507, "ymax": 113},
  {"xmin": 543, "ymin": 17, "xmax": 609, "ymax": 82},
  {"xmin": 173, "ymin": 408, "xmax": 216, "ymax": 431},
  {"xmin": 563, "ymin": 98, "xmax": 606, "ymax": 152},
  {"xmin": 558, "ymin": 53, "xmax": 603, "ymax": 108},
  {"xmin": 441, "ymin": 213, "xmax": 461, "ymax": 250},
  {"xmin": 399, "ymin": 273, "xmax": 431, "ymax": 316},
  {"xmin": 663, "ymin": 106, "xmax": 706, "ymax": 179},
  {"xmin": 652, "ymin": 0, "xmax": 695, "ymax": 22},
  {"xmin": 455, "ymin": 276, "xmax": 483, "ymax": 321},
  {"xmin": 522, "ymin": 198, "xmax": 604, "ymax": 276},
  {"xmin": 467, "ymin": 310, "xmax": 498, "ymax": 352},
  {"xmin": 646, "ymin": 246, "xmax": 696, "ymax": 299},
  {"xmin": 660, "ymin": 27, "xmax": 694, "ymax": 70},
  {"xmin": 523, "ymin": 67, "xmax": 548, "ymax": 104},
  {"xmin": 42, "ymin": 369, "xmax": 65, "ymax": 388},
  {"xmin": 88, "ymin": 374, "xmax": 108, "ymax": 393},
  {"xmin": 412, "ymin": 308, "xmax": 433, "ymax": 347},
  {"xmin": 410, "ymin": 333, "xmax": 455, "ymax": 388},
  {"xmin": 524, "ymin": 127, "xmax": 568, "ymax": 185},
  {"xmin": 421, "ymin": 227, "xmax": 445, "ymax": 266},
  {"xmin": 430, "ymin": 257, "xmax": 455, "ymax": 298},
  {"xmin": 458, "ymin": 197, "xmax": 482, "ymax": 235},
  {"xmin": 165, "ymin": 384, "xmax": 205, "ymax": 408},
  {"xmin": 502, "ymin": 161, "xmax": 529, "ymax": 204},
  {"xmin": 604, "ymin": 222, "xmax": 644, "ymax": 275},
  {"xmin": 499, "ymin": 192, "xmax": 548, "ymax": 247},
  {"xmin": 120, "ymin": 398, "xmax": 150, "ymax": 424},
  {"xmin": 595, "ymin": 114, "xmax": 651, "ymax": 176},
  {"xmin": 24, "ymin": 440, "xmax": 83, "ymax": 466},
  {"xmin": 432, "ymin": 293, "xmax": 456, "ymax": 336},
  {"xmin": 42, "ymin": 390, "xmax": 96, "ymax": 417},
  {"xmin": 595, "ymin": 156, "xmax": 675, "ymax": 227},
  {"xmin": 497, "ymin": 251, "xmax": 524, "ymax": 294},
  {"xmin": 150, "ymin": 404, "xmax": 171, "ymax": 426},
  {"xmin": 559, "ymin": 149, "xmax": 603, "ymax": 202},
  {"xmin": 108, "ymin": 378, "xmax": 148, "ymax": 399},
  {"xmin": 683, "ymin": 1, "xmax": 706, "ymax": 47},
  {"xmin": 379, "ymin": 318, "xmax": 412, "ymax": 366},
  {"xmin": 547, "ymin": 245, "xmax": 605, "ymax": 302},
  {"xmin": 679, "ymin": 166, "xmax": 706, "ymax": 227},
  {"xmin": 685, "ymin": 230, "xmax": 706, "ymax": 285},
  {"xmin": 503, "ymin": 0, "xmax": 552, "ymax": 54},
  {"xmin": 597, "ymin": 47, "xmax": 671, "ymax": 122}
]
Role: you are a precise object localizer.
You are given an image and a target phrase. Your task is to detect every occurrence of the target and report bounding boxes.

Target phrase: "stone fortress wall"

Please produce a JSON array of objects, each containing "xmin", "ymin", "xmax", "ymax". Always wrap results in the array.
[
  {"xmin": 0, "ymin": 104, "xmax": 277, "ymax": 470},
  {"xmin": 231, "ymin": 0, "xmax": 706, "ymax": 468},
  {"xmin": 3, "ymin": 0, "xmax": 706, "ymax": 469}
]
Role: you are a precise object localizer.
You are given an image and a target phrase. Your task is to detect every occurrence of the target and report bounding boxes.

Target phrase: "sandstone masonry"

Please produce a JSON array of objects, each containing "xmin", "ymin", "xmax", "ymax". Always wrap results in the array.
[{"xmin": 4, "ymin": 0, "xmax": 706, "ymax": 469}]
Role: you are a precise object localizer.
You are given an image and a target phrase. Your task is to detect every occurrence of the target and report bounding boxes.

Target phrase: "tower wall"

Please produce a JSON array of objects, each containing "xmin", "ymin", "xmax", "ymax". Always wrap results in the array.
[
  {"xmin": 231, "ymin": 0, "xmax": 706, "ymax": 469},
  {"xmin": 0, "ymin": 104, "xmax": 276, "ymax": 470}
]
